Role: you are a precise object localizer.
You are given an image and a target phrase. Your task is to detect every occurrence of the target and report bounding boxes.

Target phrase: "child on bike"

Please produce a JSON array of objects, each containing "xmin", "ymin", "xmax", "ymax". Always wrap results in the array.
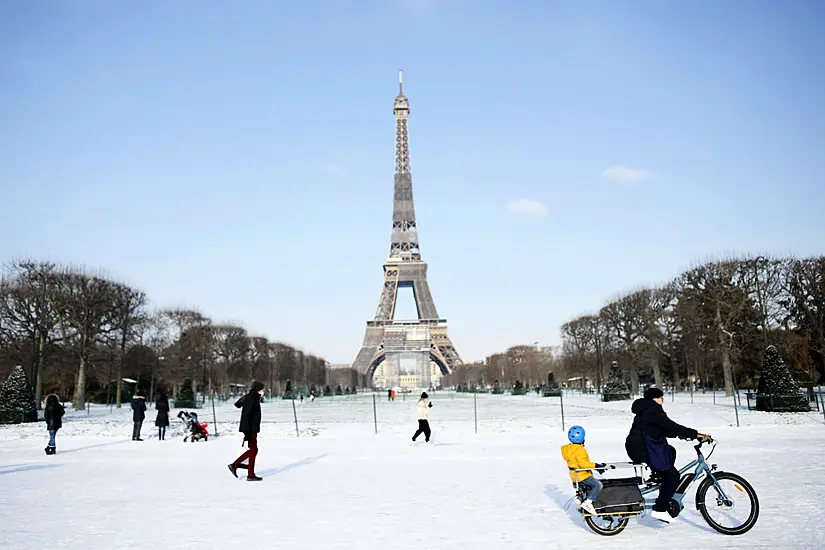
[{"xmin": 561, "ymin": 425, "xmax": 608, "ymax": 515}]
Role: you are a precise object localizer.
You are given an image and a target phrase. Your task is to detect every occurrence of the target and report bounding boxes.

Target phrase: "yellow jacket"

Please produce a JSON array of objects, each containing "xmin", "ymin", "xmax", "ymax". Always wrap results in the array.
[{"xmin": 561, "ymin": 443, "xmax": 597, "ymax": 482}]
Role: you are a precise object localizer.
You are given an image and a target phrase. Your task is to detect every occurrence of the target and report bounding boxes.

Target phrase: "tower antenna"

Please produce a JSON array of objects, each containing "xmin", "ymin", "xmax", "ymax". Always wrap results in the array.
[{"xmin": 399, "ymin": 69, "xmax": 403, "ymax": 95}]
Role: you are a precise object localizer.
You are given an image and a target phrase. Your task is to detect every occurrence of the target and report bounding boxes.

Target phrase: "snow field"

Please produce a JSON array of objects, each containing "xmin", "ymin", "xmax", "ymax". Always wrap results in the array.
[{"xmin": 1, "ymin": 392, "xmax": 824, "ymax": 549}]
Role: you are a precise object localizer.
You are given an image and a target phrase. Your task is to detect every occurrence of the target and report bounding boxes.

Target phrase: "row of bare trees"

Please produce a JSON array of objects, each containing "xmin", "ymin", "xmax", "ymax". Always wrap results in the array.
[
  {"xmin": 442, "ymin": 345, "xmax": 561, "ymax": 389},
  {"xmin": 558, "ymin": 256, "xmax": 824, "ymax": 397},
  {"xmin": 0, "ymin": 260, "xmax": 337, "ymax": 410}
]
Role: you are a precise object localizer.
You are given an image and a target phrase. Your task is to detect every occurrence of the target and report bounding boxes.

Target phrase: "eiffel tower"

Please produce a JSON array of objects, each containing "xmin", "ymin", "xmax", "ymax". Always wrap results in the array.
[{"xmin": 352, "ymin": 72, "xmax": 462, "ymax": 385}]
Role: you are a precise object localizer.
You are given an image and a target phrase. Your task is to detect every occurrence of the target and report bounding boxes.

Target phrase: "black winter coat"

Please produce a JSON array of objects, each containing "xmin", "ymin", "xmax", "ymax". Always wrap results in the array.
[
  {"xmin": 625, "ymin": 398, "xmax": 698, "ymax": 471},
  {"xmin": 44, "ymin": 401, "xmax": 65, "ymax": 431},
  {"xmin": 131, "ymin": 396, "xmax": 147, "ymax": 422},
  {"xmin": 235, "ymin": 393, "xmax": 261, "ymax": 435},
  {"xmin": 155, "ymin": 397, "xmax": 170, "ymax": 427}
]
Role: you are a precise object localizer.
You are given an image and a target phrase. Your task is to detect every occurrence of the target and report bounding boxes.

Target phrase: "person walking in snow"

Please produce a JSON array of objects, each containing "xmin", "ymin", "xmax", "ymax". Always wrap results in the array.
[
  {"xmin": 43, "ymin": 394, "xmax": 65, "ymax": 455},
  {"xmin": 228, "ymin": 380, "xmax": 264, "ymax": 482},
  {"xmin": 131, "ymin": 391, "xmax": 147, "ymax": 441},
  {"xmin": 411, "ymin": 391, "xmax": 433, "ymax": 443},
  {"xmin": 155, "ymin": 393, "xmax": 170, "ymax": 440},
  {"xmin": 625, "ymin": 387, "xmax": 710, "ymax": 524}
]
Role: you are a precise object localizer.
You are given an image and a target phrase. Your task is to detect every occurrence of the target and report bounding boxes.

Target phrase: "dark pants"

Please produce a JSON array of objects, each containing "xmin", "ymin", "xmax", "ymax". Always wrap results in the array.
[
  {"xmin": 132, "ymin": 421, "xmax": 143, "ymax": 440},
  {"xmin": 653, "ymin": 467, "xmax": 681, "ymax": 512},
  {"xmin": 412, "ymin": 420, "xmax": 431, "ymax": 442},
  {"xmin": 232, "ymin": 433, "xmax": 259, "ymax": 477},
  {"xmin": 158, "ymin": 426, "xmax": 166, "ymax": 440}
]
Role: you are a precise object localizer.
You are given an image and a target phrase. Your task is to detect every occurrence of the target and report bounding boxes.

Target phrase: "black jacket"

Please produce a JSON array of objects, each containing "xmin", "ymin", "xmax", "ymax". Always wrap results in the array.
[
  {"xmin": 131, "ymin": 396, "xmax": 147, "ymax": 422},
  {"xmin": 155, "ymin": 397, "xmax": 170, "ymax": 427},
  {"xmin": 44, "ymin": 401, "xmax": 65, "ymax": 431},
  {"xmin": 625, "ymin": 398, "xmax": 697, "ymax": 470},
  {"xmin": 235, "ymin": 393, "xmax": 261, "ymax": 435}
]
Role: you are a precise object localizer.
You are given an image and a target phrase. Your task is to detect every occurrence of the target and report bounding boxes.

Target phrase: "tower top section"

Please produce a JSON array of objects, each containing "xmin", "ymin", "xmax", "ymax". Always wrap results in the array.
[
  {"xmin": 389, "ymin": 71, "xmax": 418, "ymax": 260},
  {"xmin": 393, "ymin": 70, "xmax": 409, "ymax": 119}
]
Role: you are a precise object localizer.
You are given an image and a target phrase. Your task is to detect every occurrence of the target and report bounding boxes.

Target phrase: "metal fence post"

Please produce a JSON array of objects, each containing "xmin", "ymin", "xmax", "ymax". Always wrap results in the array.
[
  {"xmin": 819, "ymin": 390, "xmax": 825, "ymax": 423},
  {"xmin": 211, "ymin": 391, "xmax": 219, "ymax": 436},
  {"xmin": 732, "ymin": 387, "xmax": 740, "ymax": 428},
  {"xmin": 473, "ymin": 390, "xmax": 478, "ymax": 434},
  {"xmin": 559, "ymin": 390, "xmax": 565, "ymax": 432},
  {"xmin": 291, "ymin": 396, "xmax": 299, "ymax": 437},
  {"xmin": 372, "ymin": 393, "xmax": 378, "ymax": 435}
]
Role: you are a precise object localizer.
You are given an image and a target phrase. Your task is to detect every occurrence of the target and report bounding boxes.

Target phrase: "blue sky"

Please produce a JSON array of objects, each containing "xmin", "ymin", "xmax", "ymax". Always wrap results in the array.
[{"xmin": 1, "ymin": 1, "xmax": 824, "ymax": 364}]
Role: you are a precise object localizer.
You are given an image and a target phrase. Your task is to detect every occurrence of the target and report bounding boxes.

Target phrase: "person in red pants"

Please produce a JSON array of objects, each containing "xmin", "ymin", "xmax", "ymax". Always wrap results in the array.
[{"xmin": 228, "ymin": 380, "xmax": 264, "ymax": 481}]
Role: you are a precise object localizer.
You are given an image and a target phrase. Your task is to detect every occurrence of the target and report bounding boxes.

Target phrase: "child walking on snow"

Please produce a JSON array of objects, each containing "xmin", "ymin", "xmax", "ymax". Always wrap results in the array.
[
  {"xmin": 561, "ymin": 425, "xmax": 608, "ymax": 515},
  {"xmin": 412, "ymin": 392, "xmax": 433, "ymax": 443}
]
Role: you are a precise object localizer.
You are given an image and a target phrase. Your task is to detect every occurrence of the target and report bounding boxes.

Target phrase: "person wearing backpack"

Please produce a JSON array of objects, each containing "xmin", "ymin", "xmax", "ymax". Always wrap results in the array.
[{"xmin": 625, "ymin": 387, "xmax": 710, "ymax": 524}]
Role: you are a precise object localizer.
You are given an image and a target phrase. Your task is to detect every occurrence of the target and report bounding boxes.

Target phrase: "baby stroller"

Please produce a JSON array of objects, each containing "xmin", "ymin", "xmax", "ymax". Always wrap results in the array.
[{"xmin": 177, "ymin": 410, "xmax": 209, "ymax": 442}]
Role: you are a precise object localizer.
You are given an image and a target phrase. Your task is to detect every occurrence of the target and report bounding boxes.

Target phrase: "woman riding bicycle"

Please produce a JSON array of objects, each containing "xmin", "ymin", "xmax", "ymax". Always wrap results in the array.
[{"xmin": 625, "ymin": 387, "xmax": 710, "ymax": 524}]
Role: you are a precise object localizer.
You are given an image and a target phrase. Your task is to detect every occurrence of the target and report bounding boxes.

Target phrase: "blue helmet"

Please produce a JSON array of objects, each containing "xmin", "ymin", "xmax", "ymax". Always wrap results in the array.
[{"xmin": 568, "ymin": 425, "xmax": 585, "ymax": 444}]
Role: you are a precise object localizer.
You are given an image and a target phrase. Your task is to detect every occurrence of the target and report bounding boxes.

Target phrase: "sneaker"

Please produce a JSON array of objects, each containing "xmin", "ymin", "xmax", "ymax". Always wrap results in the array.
[
  {"xmin": 651, "ymin": 510, "xmax": 672, "ymax": 524},
  {"xmin": 227, "ymin": 464, "xmax": 238, "ymax": 478},
  {"xmin": 246, "ymin": 475, "xmax": 262, "ymax": 481},
  {"xmin": 581, "ymin": 499, "xmax": 597, "ymax": 515}
]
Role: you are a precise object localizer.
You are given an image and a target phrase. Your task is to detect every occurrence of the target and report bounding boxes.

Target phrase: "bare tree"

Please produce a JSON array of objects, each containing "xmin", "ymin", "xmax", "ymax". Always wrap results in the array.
[
  {"xmin": 0, "ymin": 261, "xmax": 63, "ymax": 407},
  {"xmin": 110, "ymin": 283, "xmax": 147, "ymax": 408},
  {"xmin": 600, "ymin": 291, "xmax": 649, "ymax": 393},
  {"xmin": 784, "ymin": 257, "xmax": 825, "ymax": 379},
  {"xmin": 55, "ymin": 270, "xmax": 120, "ymax": 410},
  {"xmin": 213, "ymin": 324, "xmax": 251, "ymax": 392},
  {"xmin": 679, "ymin": 260, "xmax": 752, "ymax": 396}
]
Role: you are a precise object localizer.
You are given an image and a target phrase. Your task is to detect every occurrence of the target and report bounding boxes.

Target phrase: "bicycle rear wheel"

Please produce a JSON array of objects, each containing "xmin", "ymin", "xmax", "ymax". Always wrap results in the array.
[
  {"xmin": 584, "ymin": 515, "xmax": 630, "ymax": 536},
  {"xmin": 696, "ymin": 472, "xmax": 759, "ymax": 535}
]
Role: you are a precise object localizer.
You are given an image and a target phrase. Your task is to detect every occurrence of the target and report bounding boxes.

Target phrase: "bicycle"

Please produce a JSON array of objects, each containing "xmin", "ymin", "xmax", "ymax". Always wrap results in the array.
[{"xmin": 571, "ymin": 437, "xmax": 759, "ymax": 536}]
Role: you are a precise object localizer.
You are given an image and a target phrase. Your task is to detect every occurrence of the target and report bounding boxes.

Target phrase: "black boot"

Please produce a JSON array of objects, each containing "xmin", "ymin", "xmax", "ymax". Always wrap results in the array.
[{"xmin": 44, "ymin": 446, "xmax": 50, "ymax": 455}]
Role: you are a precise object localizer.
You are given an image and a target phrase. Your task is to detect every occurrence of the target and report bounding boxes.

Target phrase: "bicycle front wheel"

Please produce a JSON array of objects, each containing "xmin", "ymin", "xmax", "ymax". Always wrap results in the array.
[{"xmin": 696, "ymin": 472, "xmax": 759, "ymax": 535}]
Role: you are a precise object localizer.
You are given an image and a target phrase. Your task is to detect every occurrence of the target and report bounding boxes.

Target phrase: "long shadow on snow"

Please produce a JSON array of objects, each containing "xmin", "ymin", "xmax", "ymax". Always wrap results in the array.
[
  {"xmin": 543, "ymin": 484, "xmax": 590, "ymax": 534},
  {"xmin": 678, "ymin": 511, "xmax": 718, "ymax": 534},
  {"xmin": 0, "ymin": 463, "xmax": 61, "ymax": 476},
  {"xmin": 59, "ymin": 439, "xmax": 132, "ymax": 455},
  {"xmin": 256, "ymin": 453, "xmax": 330, "ymax": 478}
]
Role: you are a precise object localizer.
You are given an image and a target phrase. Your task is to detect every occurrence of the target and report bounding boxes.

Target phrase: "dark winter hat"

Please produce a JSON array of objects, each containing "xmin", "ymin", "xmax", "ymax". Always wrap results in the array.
[
  {"xmin": 643, "ymin": 387, "xmax": 664, "ymax": 400},
  {"xmin": 250, "ymin": 380, "xmax": 265, "ymax": 393},
  {"xmin": 420, "ymin": 391, "xmax": 428, "ymax": 399}
]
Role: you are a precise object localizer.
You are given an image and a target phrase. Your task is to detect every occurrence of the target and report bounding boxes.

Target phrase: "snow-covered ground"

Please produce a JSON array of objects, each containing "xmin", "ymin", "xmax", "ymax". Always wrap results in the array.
[{"xmin": 1, "ymin": 391, "xmax": 824, "ymax": 549}]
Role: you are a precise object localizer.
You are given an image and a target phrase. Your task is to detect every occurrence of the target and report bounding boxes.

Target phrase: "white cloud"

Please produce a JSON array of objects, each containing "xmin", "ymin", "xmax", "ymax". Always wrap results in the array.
[
  {"xmin": 602, "ymin": 165, "xmax": 653, "ymax": 183},
  {"xmin": 507, "ymin": 199, "xmax": 548, "ymax": 218}
]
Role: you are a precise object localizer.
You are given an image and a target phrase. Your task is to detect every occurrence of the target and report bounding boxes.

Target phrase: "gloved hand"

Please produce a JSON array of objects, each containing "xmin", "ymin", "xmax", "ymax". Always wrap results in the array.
[
  {"xmin": 428, "ymin": 402, "xmax": 433, "ymax": 408},
  {"xmin": 595, "ymin": 463, "xmax": 606, "ymax": 474},
  {"xmin": 697, "ymin": 433, "xmax": 712, "ymax": 442}
]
